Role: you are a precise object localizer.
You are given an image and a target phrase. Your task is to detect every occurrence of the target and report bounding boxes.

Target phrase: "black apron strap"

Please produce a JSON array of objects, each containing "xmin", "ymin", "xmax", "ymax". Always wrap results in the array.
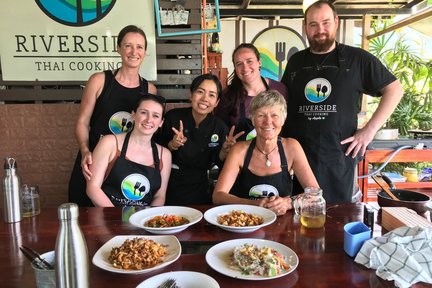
[
  {"xmin": 120, "ymin": 131, "xmax": 131, "ymax": 158},
  {"xmin": 277, "ymin": 137, "xmax": 289, "ymax": 172},
  {"xmin": 242, "ymin": 139, "xmax": 256, "ymax": 169},
  {"xmin": 336, "ymin": 43, "xmax": 346, "ymax": 71},
  {"xmin": 151, "ymin": 141, "xmax": 160, "ymax": 171}
]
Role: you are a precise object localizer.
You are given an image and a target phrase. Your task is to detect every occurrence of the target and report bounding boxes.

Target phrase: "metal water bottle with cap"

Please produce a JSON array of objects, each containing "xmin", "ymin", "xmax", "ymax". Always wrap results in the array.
[
  {"xmin": 55, "ymin": 203, "xmax": 89, "ymax": 288},
  {"xmin": 2, "ymin": 157, "xmax": 22, "ymax": 223}
]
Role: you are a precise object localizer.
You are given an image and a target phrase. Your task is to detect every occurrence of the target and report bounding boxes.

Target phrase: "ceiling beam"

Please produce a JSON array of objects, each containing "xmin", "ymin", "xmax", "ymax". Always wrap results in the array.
[
  {"xmin": 220, "ymin": 8, "xmax": 412, "ymax": 18},
  {"xmin": 366, "ymin": 6, "xmax": 432, "ymax": 39}
]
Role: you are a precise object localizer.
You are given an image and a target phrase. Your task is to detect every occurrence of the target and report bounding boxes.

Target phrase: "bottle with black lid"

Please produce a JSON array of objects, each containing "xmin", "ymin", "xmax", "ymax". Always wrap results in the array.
[{"xmin": 55, "ymin": 203, "xmax": 89, "ymax": 288}]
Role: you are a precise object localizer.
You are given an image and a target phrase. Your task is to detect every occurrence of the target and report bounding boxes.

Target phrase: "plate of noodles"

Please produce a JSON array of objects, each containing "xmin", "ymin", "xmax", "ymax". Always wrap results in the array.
[
  {"xmin": 92, "ymin": 235, "xmax": 181, "ymax": 274},
  {"xmin": 204, "ymin": 205, "xmax": 276, "ymax": 233},
  {"xmin": 129, "ymin": 206, "xmax": 203, "ymax": 234}
]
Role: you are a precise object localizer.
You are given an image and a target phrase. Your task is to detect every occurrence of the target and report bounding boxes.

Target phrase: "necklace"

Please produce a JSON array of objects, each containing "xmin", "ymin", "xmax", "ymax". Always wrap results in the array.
[
  {"xmin": 255, "ymin": 145, "xmax": 277, "ymax": 167},
  {"xmin": 313, "ymin": 49, "xmax": 335, "ymax": 71}
]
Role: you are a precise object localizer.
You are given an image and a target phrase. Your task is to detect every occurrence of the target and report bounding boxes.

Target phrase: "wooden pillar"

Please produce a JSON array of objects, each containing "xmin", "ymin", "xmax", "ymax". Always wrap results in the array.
[{"xmin": 359, "ymin": 14, "xmax": 371, "ymax": 120}]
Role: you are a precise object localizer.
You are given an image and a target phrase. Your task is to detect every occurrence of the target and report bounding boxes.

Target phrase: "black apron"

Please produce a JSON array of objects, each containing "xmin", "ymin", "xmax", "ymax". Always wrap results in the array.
[
  {"xmin": 101, "ymin": 132, "xmax": 161, "ymax": 207},
  {"xmin": 231, "ymin": 137, "xmax": 292, "ymax": 199},
  {"xmin": 284, "ymin": 44, "xmax": 358, "ymax": 203}
]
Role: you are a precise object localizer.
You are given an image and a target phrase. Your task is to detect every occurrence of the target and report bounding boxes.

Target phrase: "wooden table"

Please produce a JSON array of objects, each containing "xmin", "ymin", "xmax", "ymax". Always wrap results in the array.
[{"xmin": 0, "ymin": 204, "xmax": 429, "ymax": 288}]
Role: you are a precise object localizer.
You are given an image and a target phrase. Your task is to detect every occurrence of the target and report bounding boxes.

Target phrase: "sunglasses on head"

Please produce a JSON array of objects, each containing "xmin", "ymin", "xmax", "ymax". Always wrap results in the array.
[{"xmin": 140, "ymin": 93, "xmax": 166, "ymax": 106}]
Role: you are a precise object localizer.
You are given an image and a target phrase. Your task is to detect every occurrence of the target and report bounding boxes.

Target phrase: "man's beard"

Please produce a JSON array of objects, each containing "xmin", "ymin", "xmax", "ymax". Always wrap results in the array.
[{"xmin": 308, "ymin": 33, "xmax": 335, "ymax": 53}]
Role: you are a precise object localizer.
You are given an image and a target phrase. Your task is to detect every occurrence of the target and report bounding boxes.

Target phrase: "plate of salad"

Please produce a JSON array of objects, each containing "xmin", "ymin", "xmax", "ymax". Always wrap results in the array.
[
  {"xmin": 129, "ymin": 206, "xmax": 203, "ymax": 234},
  {"xmin": 205, "ymin": 238, "xmax": 298, "ymax": 280}
]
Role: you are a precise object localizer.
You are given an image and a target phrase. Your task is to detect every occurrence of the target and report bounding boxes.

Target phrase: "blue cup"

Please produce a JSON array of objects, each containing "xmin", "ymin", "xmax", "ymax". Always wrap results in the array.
[{"xmin": 344, "ymin": 222, "xmax": 371, "ymax": 257}]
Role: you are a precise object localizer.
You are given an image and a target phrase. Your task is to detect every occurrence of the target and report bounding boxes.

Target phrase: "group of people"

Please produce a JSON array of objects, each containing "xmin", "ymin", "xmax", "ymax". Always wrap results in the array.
[{"xmin": 68, "ymin": 0, "xmax": 403, "ymax": 215}]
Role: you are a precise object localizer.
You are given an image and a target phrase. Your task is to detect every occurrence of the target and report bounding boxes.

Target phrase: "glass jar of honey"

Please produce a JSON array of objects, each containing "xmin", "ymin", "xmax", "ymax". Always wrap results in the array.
[{"xmin": 403, "ymin": 167, "xmax": 419, "ymax": 182}]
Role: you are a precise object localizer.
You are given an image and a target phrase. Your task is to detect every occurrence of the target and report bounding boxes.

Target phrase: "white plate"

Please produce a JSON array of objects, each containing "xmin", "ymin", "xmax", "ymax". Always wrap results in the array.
[
  {"xmin": 92, "ymin": 235, "xmax": 181, "ymax": 274},
  {"xmin": 204, "ymin": 204, "xmax": 276, "ymax": 233},
  {"xmin": 129, "ymin": 206, "xmax": 203, "ymax": 234},
  {"xmin": 136, "ymin": 271, "xmax": 220, "ymax": 288},
  {"xmin": 205, "ymin": 238, "xmax": 298, "ymax": 280}
]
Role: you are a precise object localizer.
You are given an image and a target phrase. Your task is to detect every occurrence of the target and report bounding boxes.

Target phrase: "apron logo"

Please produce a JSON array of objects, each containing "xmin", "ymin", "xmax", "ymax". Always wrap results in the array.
[
  {"xmin": 109, "ymin": 111, "xmax": 133, "ymax": 134},
  {"xmin": 304, "ymin": 78, "xmax": 332, "ymax": 103},
  {"xmin": 249, "ymin": 184, "xmax": 279, "ymax": 198},
  {"xmin": 245, "ymin": 129, "xmax": 257, "ymax": 141},
  {"xmin": 210, "ymin": 134, "xmax": 219, "ymax": 142},
  {"xmin": 35, "ymin": 0, "xmax": 116, "ymax": 27},
  {"xmin": 121, "ymin": 174, "xmax": 150, "ymax": 201}
]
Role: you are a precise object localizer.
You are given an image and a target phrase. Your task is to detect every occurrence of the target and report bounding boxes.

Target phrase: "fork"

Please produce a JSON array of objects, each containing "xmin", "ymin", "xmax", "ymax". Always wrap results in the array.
[
  {"xmin": 158, "ymin": 278, "xmax": 177, "ymax": 288},
  {"xmin": 275, "ymin": 42, "xmax": 286, "ymax": 80}
]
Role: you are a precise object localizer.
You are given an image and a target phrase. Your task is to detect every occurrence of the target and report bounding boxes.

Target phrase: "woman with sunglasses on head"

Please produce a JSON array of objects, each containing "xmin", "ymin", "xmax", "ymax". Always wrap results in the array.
[
  {"xmin": 87, "ymin": 95, "xmax": 171, "ymax": 207},
  {"xmin": 68, "ymin": 25, "xmax": 157, "ymax": 207},
  {"xmin": 215, "ymin": 43, "xmax": 287, "ymax": 141},
  {"xmin": 156, "ymin": 74, "xmax": 242, "ymax": 205}
]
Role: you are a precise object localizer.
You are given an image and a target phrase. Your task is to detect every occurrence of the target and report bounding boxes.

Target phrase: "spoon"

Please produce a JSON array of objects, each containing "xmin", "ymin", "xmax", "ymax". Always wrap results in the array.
[{"xmin": 371, "ymin": 175, "xmax": 399, "ymax": 201}]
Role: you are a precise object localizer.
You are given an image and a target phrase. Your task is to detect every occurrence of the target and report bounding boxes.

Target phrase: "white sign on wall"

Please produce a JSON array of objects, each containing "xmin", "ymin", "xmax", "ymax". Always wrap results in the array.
[{"xmin": 0, "ymin": 0, "xmax": 157, "ymax": 81}]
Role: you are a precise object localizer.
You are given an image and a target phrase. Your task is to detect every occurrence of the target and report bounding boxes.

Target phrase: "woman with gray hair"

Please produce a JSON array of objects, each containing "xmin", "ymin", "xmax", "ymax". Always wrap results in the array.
[{"xmin": 213, "ymin": 90, "xmax": 319, "ymax": 216}]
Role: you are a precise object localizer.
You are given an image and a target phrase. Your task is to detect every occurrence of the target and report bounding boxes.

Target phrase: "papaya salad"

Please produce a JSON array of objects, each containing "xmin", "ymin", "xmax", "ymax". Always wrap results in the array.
[{"xmin": 231, "ymin": 243, "xmax": 290, "ymax": 277}]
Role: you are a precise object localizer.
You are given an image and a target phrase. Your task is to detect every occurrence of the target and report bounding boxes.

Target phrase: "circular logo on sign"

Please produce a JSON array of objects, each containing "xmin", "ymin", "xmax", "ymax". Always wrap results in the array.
[
  {"xmin": 35, "ymin": 0, "xmax": 116, "ymax": 27},
  {"xmin": 109, "ymin": 111, "xmax": 133, "ymax": 134},
  {"xmin": 304, "ymin": 78, "xmax": 332, "ymax": 103},
  {"xmin": 252, "ymin": 26, "xmax": 306, "ymax": 81},
  {"xmin": 121, "ymin": 174, "xmax": 150, "ymax": 201}
]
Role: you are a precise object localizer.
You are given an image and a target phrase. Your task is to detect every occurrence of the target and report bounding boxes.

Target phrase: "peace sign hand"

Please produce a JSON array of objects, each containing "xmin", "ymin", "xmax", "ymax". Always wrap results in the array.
[
  {"xmin": 170, "ymin": 120, "xmax": 188, "ymax": 150},
  {"xmin": 221, "ymin": 126, "xmax": 244, "ymax": 157}
]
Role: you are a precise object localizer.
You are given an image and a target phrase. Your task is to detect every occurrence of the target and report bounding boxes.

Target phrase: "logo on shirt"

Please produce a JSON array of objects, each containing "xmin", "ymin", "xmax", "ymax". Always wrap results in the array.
[
  {"xmin": 121, "ymin": 174, "xmax": 150, "ymax": 201},
  {"xmin": 109, "ymin": 111, "xmax": 133, "ymax": 134},
  {"xmin": 304, "ymin": 78, "xmax": 332, "ymax": 103},
  {"xmin": 246, "ymin": 129, "xmax": 257, "ymax": 141},
  {"xmin": 209, "ymin": 134, "xmax": 220, "ymax": 148},
  {"xmin": 35, "ymin": 0, "xmax": 116, "ymax": 27},
  {"xmin": 249, "ymin": 184, "xmax": 279, "ymax": 198}
]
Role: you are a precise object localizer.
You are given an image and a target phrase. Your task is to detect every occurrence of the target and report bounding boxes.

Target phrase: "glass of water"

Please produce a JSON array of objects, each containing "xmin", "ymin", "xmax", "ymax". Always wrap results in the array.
[{"xmin": 22, "ymin": 184, "xmax": 41, "ymax": 217}]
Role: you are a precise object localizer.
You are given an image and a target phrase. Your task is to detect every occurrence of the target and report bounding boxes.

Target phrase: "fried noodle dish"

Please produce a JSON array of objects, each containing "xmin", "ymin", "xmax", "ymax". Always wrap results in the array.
[
  {"xmin": 231, "ymin": 244, "xmax": 290, "ymax": 276},
  {"xmin": 217, "ymin": 210, "xmax": 264, "ymax": 227},
  {"xmin": 108, "ymin": 237, "xmax": 167, "ymax": 270},
  {"xmin": 144, "ymin": 214, "xmax": 190, "ymax": 228}
]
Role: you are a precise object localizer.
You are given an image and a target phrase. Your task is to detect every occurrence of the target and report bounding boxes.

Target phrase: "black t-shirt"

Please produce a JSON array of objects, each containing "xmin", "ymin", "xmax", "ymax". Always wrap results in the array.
[{"xmin": 155, "ymin": 107, "xmax": 228, "ymax": 205}]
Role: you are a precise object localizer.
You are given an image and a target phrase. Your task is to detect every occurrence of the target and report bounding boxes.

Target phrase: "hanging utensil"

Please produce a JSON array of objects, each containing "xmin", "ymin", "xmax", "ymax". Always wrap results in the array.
[{"xmin": 371, "ymin": 175, "xmax": 399, "ymax": 201}]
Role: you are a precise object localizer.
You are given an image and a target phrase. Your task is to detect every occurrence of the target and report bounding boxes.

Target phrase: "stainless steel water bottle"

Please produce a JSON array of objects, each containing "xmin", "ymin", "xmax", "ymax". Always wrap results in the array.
[
  {"xmin": 55, "ymin": 203, "xmax": 89, "ymax": 288},
  {"xmin": 2, "ymin": 157, "xmax": 22, "ymax": 223}
]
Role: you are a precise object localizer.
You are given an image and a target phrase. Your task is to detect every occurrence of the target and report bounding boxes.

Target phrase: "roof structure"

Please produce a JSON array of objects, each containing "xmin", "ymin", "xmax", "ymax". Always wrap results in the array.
[{"xmin": 216, "ymin": 0, "xmax": 427, "ymax": 18}]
